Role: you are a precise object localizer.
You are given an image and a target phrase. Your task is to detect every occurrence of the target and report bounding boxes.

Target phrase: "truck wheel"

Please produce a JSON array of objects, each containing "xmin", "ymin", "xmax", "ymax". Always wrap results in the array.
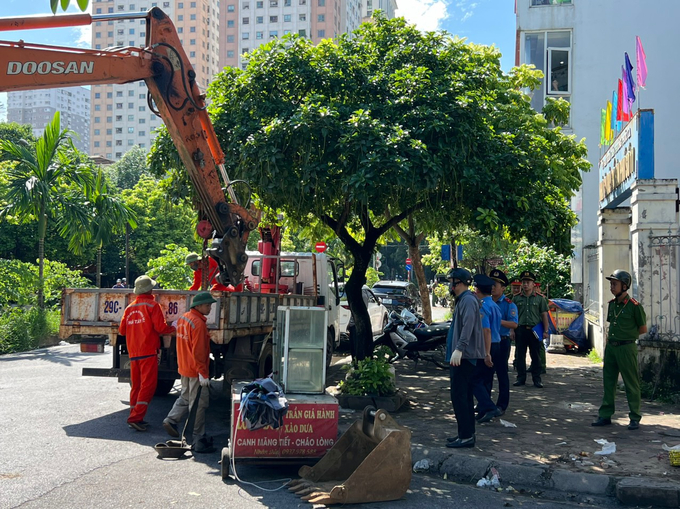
[
  {"xmin": 258, "ymin": 343, "xmax": 273, "ymax": 379},
  {"xmin": 155, "ymin": 379, "xmax": 175, "ymax": 396},
  {"xmin": 326, "ymin": 329, "xmax": 334, "ymax": 369}
]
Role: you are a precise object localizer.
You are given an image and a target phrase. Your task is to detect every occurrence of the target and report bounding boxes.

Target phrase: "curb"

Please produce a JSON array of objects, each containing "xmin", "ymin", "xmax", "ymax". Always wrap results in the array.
[
  {"xmin": 411, "ymin": 444, "xmax": 615, "ymax": 496},
  {"xmin": 410, "ymin": 444, "xmax": 680, "ymax": 504}
]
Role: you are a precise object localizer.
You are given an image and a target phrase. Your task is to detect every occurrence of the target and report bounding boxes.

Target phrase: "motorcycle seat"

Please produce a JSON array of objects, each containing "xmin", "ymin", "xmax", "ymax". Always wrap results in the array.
[{"xmin": 413, "ymin": 322, "xmax": 450, "ymax": 340}]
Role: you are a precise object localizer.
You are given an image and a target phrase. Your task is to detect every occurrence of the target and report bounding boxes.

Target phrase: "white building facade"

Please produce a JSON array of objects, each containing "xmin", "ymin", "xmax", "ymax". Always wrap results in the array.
[
  {"xmin": 7, "ymin": 87, "xmax": 91, "ymax": 153},
  {"xmin": 515, "ymin": 0, "xmax": 680, "ymax": 353}
]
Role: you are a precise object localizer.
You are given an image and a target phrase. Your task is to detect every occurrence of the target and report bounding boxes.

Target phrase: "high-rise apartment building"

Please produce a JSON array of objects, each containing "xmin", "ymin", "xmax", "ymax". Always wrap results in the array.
[
  {"xmin": 89, "ymin": 0, "xmax": 220, "ymax": 160},
  {"xmin": 7, "ymin": 87, "xmax": 91, "ymax": 153},
  {"xmin": 218, "ymin": 0, "xmax": 365, "ymax": 70},
  {"xmin": 362, "ymin": 0, "xmax": 397, "ymax": 21}
]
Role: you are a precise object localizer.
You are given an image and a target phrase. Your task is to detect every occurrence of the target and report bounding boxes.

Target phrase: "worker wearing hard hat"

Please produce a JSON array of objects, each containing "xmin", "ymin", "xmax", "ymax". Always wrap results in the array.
[{"xmin": 186, "ymin": 252, "xmax": 219, "ymax": 291}]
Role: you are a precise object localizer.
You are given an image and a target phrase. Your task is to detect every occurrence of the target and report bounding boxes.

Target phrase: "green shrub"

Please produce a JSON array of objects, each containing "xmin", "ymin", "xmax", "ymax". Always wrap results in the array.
[
  {"xmin": 587, "ymin": 349, "xmax": 603, "ymax": 364},
  {"xmin": 339, "ymin": 347, "xmax": 396, "ymax": 397},
  {"xmin": 147, "ymin": 244, "xmax": 194, "ymax": 290},
  {"xmin": 0, "ymin": 307, "xmax": 61, "ymax": 355}
]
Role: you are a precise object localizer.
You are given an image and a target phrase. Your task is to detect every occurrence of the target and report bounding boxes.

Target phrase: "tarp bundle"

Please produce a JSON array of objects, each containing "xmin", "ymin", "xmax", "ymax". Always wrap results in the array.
[
  {"xmin": 547, "ymin": 298, "xmax": 588, "ymax": 350},
  {"xmin": 240, "ymin": 377, "xmax": 289, "ymax": 431}
]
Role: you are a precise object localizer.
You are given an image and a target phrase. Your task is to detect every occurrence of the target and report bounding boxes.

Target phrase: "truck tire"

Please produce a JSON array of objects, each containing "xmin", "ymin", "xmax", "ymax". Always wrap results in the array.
[
  {"xmin": 258, "ymin": 342, "xmax": 273, "ymax": 379},
  {"xmin": 155, "ymin": 379, "xmax": 175, "ymax": 396},
  {"xmin": 326, "ymin": 329, "xmax": 334, "ymax": 369}
]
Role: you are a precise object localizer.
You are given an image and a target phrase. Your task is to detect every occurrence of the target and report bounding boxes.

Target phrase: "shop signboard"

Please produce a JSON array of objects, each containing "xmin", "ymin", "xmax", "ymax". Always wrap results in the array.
[{"xmin": 599, "ymin": 109, "xmax": 655, "ymax": 209}]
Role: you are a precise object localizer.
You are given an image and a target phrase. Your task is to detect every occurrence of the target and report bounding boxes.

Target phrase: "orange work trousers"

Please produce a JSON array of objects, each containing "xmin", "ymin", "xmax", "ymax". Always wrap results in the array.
[{"xmin": 128, "ymin": 354, "xmax": 158, "ymax": 424}]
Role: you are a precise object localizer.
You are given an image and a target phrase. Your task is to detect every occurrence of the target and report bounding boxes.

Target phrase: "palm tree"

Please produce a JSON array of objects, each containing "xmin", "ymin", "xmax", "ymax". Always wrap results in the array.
[
  {"xmin": 0, "ymin": 112, "xmax": 92, "ymax": 308},
  {"xmin": 63, "ymin": 167, "xmax": 137, "ymax": 287}
]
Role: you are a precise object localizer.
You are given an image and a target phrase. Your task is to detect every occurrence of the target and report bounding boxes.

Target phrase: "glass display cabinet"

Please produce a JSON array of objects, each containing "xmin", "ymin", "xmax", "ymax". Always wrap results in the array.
[{"xmin": 273, "ymin": 306, "xmax": 327, "ymax": 394}]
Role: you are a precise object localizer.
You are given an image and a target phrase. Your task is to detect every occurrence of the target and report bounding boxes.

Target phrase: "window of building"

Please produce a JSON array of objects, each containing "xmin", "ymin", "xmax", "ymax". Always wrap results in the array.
[
  {"xmin": 256, "ymin": 1, "xmax": 263, "ymax": 7},
  {"xmin": 116, "ymin": 115, "xmax": 123, "ymax": 121},
  {"xmin": 270, "ymin": 0, "xmax": 278, "ymax": 5},
  {"xmin": 270, "ymin": 30, "xmax": 278, "ymax": 37},
  {"xmin": 95, "ymin": 32, "xmax": 102, "ymax": 38},
  {"xmin": 116, "ymin": 127, "xmax": 123, "ymax": 134},
  {"xmin": 139, "ymin": 130, "xmax": 146, "ymax": 136},
  {"xmin": 94, "ymin": 129, "xmax": 101, "ymax": 135},
  {"xmin": 190, "ymin": 14, "xmax": 196, "ymax": 20},
  {"xmin": 94, "ymin": 92, "xmax": 101, "ymax": 99},
  {"xmin": 298, "ymin": 28, "xmax": 306, "ymax": 36},
  {"xmin": 243, "ymin": 32, "xmax": 249, "ymax": 39},
  {"xmin": 269, "ymin": 15, "xmax": 278, "ymax": 22},
  {"xmin": 190, "ymin": 1, "xmax": 196, "ymax": 6},
  {"xmin": 256, "ymin": 31, "xmax": 263, "ymax": 39},
  {"xmin": 178, "ymin": 2, "xmax": 183, "ymax": 7},
  {"xmin": 283, "ymin": 14, "xmax": 291, "ymax": 21},
  {"xmin": 127, "ymin": 140, "xmax": 134, "ymax": 146},
  {"xmin": 227, "ymin": 35, "xmax": 235, "ymax": 42},
  {"xmin": 299, "ymin": 13, "xmax": 306, "ymax": 21},
  {"xmin": 318, "ymin": 14, "xmax": 324, "ymax": 21},
  {"xmin": 106, "ymin": 128, "xmax": 112, "ymax": 135},
  {"xmin": 163, "ymin": 1, "xmax": 170, "ymax": 6},
  {"xmin": 227, "ymin": 19, "xmax": 234, "ymax": 27},
  {"xmin": 242, "ymin": 48, "xmax": 249, "ymax": 54},
  {"xmin": 523, "ymin": 30, "xmax": 571, "ymax": 120},
  {"xmin": 178, "ymin": 14, "xmax": 184, "ymax": 20},
  {"xmin": 94, "ymin": 104, "xmax": 101, "ymax": 111},
  {"xmin": 178, "ymin": 27, "xmax": 183, "ymax": 33},
  {"xmin": 190, "ymin": 26, "xmax": 196, "ymax": 32},
  {"xmin": 140, "ymin": 31, "xmax": 145, "ymax": 37},
  {"xmin": 128, "ymin": 115, "xmax": 134, "ymax": 121},
  {"xmin": 116, "ymin": 102, "xmax": 123, "ymax": 109},
  {"xmin": 256, "ymin": 16, "xmax": 263, "ymax": 23},
  {"xmin": 129, "ymin": 28, "xmax": 135, "ymax": 34},
  {"xmin": 227, "ymin": 50, "xmax": 235, "ymax": 57},
  {"xmin": 94, "ymin": 116, "xmax": 101, "ymax": 123},
  {"xmin": 243, "ymin": 17, "xmax": 249, "ymax": 24},
  {"xmin": 318, "ymin": 0, "xmax": 324, "ymax": 5},
  {"xmin": 139, "ymin": 118, "xmax": 146, "ymax": 123},
  {"xmin": 128, "ymin": 127, "xmax": 135, "ymax": 133},
  {"xmin": 242, "ymin": 2, "xmax": 249, "ymax": 8},
  {"xmin": 284, "ymin": 29, "xmax": 290, "ymax": 34},
  {"xmin": 138, "ymin": 106, "xmax": 145, "ymax": 111},
  {"xmin": 190, "ymin": 39, "xmax": 196, "ymax": 44},
  {"xmin": 94, "ymin": 141, "xmax": 100, "ymax": 148},
  {"xmin": 284, "ymin": 0, "xmax": 291, "ymax": 5},
  {"xmin": 116, "ymin": 152, "xmax": 122, "ymax": 158},
  {"xmin": 227, "ymin": 3, "xmax": 235, "ymax": 11},
  {"xmin": 317, "ymin": 29, "xmax": 324, "ymax": 38},
  {"xmin": 299, "ymin": 0, "xmax": 306, "ymax": 4}
]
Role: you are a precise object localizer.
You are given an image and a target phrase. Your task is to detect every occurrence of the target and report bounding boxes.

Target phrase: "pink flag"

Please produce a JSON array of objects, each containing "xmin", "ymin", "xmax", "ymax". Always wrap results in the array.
[
  {"xmin": 636, "ymin": 36, "xmax": 647, "ymax": 89},
  {"xmin": 621, "ymin": 66, "xmax": 631, "ymax": 119}
]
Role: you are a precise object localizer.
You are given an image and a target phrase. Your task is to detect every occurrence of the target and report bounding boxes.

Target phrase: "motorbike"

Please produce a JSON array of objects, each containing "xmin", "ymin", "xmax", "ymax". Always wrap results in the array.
[{"xmin": 374, "ymin": 308, "xmax": 450, "ymax": 369}]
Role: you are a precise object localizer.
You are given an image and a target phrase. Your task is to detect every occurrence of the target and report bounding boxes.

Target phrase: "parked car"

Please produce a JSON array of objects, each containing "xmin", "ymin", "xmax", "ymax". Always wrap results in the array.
[
  {"xmin": 371, "ymin": 280, "xmax": 422, "ymax": 313},
  {"xmin": 338, "ymin": 285, "xmax": 390, "ymax": 343}
]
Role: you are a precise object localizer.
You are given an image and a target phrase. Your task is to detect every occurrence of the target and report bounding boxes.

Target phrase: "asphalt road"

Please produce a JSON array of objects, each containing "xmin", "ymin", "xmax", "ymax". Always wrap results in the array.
[{"xmin": 0, "ymin": 343, "xmax": 620, "ymax": 509}]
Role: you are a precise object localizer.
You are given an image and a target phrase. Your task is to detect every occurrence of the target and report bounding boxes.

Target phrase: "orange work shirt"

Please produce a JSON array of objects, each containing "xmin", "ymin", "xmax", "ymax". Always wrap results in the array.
[
  {"xmin": 189, "ymin": 257, "xmax": 219, "ymax": 291},
  {"xmin": 119, "ymin": 294, "xmax": 175, "ymax": 358},
  {"xmin": 176, "ymin": 308, "xmax": 211, "ymax": 379}
]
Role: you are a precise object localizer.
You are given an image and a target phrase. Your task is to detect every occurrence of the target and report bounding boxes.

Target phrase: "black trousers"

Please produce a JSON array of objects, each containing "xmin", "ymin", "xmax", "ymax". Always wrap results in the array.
[
  {"xmin": 450, "ymin": 360, "xmax": 476, "ymax": 440},
  {"xmin": 514, "ymin": 327, "xmax": 541, "ymax": 383}
]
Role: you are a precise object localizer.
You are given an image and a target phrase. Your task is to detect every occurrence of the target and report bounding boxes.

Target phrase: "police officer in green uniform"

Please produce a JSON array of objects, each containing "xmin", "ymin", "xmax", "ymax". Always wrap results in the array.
[
  {"xmin": 592, "ymin": 270, "xmax": 647, "ymax": 430},
  {"xmin": 512, "ymin": 270, "xmax": 549, "ymax": 388}
]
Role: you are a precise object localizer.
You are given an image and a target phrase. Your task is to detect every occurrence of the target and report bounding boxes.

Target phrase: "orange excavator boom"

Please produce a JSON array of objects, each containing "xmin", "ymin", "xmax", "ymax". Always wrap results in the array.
[{"xmin": 0, "ymin": 8, "xmax": 256, "ymax": 286}]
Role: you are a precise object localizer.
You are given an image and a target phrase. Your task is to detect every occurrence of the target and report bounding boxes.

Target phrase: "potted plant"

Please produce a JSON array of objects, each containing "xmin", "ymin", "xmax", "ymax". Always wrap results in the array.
[{"xmin": 337, "ymin": 347, "xmax": 407, "ymax": 412}]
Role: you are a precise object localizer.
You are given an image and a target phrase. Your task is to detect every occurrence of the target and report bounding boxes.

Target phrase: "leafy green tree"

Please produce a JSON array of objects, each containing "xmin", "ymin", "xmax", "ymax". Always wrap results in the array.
[
  {"xmin": 63, "ymin": 168, "xmax": 137, "ymax": 287},
  {"xmin": 503, "ymin": 239, "xmax": 573, "ymax": 299},
  {"xmin": 0, "ymin": 112, "xmax": 93, "ymax": 307},
  {"xmin": 146, "ymin": 244, "xmax": 194, "ymax": 290},
  {"xmin": 106, "ymin": 145, "xmax": 150, "ymax": 191},
  {"xmin": 151, "ymin": 17, "xmax": 589, "ymax": 358},
  {"xmin": 122, "ymin": 175, "xmax": 200, "ymax": 270},
  {"xmin": 0, "ymin": 122, "xmax": 35, "ymax": 150}
]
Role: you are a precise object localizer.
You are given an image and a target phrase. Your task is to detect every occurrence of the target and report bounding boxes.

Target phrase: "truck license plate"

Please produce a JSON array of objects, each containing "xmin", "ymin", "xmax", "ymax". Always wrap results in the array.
[{"xmin": 383, "ymin": 299, "xmax": 392, "ymax": 304}]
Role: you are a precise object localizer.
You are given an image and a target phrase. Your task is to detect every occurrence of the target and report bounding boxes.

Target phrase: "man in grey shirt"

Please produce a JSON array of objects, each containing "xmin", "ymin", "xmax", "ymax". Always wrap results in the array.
[{"xmin": 445, "ymin": 268, "xmax": 486, "ymax": 448}]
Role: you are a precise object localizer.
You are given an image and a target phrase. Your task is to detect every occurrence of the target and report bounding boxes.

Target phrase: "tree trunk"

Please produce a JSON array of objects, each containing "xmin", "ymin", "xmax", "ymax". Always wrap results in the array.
[
  {"xmin": 97, "ymin": 247, "xmax": 102, "ymax": 288},
  {"xmin": 408, "ymin": 244, "xmax": 432, "ymax": 323},
  {"xmin": 345, "ymin": 249, "xmax": 373, "ymax": 362},
  {"xmin": 38, "ymin": 237, "xmax": 45, "ymax": 309}
]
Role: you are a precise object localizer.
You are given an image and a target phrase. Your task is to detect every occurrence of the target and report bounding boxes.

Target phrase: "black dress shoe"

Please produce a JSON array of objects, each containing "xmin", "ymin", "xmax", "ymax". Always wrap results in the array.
[
  {"xmin": 513, "ymin": 381, "xmax": 525, "ymax": 386},
  {"xmin": 446, "ymin": 436, "xmax": 459, "ymax": 443},
  {"xmin": 628, "ymin": 420, "xmax": 640, "ymax": 430},
  {"xmin": 477, "ymin": 408, "xmax": 502, "ymax": 424},
  {"xmin": 533, "ymin": 381, "xmax": 544, "ymax": 388},
  {"xmin": 446, "ymin": 437, "xmax": 476, "ymax": 448},
  {"xmin": 591, "ymin": 417, "xmax": 612, "ymax": 427}
]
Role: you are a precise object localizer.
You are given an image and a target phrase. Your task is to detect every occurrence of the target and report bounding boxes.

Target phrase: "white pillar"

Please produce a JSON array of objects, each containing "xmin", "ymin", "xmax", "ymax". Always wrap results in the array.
[
  {"xmin": 595, "ymin": 207, "xmax": 631, "ymax": 355},
  {"xmin": 630, "ymin": 179, "xmax": 679, "ymax": 331}
]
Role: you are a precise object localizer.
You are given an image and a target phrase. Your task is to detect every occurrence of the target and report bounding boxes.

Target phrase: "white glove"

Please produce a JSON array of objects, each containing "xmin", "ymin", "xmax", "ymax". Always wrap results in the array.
[
  {"xmin": 198, "ymin": 373, "xmax": 210, "ymax": 387},
  {"xmin": 171, "ymin": 320, "xmax": 178, "ymax": 328},
  {"xmin": 450, "ymin": 350, "xmax": 463, "ymax": 367}
]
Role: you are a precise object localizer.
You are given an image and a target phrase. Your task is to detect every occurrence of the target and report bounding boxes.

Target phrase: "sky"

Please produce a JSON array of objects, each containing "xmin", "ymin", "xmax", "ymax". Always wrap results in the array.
[{"xmin": 0, "ymin": 0, "xmax": 517, "ymax": 120}]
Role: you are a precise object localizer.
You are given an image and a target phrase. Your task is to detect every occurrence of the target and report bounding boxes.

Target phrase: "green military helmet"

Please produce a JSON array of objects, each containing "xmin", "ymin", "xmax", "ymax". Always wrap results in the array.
[{"xmin": 605, "ymin": 269, "xmax": 632, "ymax": 288}]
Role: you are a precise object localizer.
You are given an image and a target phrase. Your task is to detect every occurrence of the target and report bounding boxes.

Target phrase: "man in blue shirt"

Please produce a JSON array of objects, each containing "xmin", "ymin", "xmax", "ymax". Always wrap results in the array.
[
  {"xmin": 471, "ymin": 274, "xmax": 502, "ymax": 424},
  {"xmin": 489, "ymin": 269, "xmax": 518, "ymax": 414}
]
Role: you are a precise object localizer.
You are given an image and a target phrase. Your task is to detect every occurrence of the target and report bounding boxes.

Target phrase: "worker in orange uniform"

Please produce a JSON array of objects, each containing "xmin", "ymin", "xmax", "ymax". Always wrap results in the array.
[
  {"xmin": 163, "ymin": 292, "xmax": 217, "ymax": 453},
  {"xmin": 186, "ymin": 252, "xmax": 219, "ymax": 291},
  {"xmin": 119, "ymin": 275, "xmax": 175, "ymax": 431}
]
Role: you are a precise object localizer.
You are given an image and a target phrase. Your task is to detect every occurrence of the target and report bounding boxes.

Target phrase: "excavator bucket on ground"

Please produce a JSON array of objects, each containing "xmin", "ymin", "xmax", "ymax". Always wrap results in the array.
[{"xmin": 288, "ymin": 406, "xmax": 412, "ymax": 505}]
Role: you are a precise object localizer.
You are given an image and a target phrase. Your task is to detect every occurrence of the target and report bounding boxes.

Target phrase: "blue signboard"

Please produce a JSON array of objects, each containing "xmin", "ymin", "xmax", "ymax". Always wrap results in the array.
[
  {"xmin": 599, "ymin": 109, "xmax": 655, "ymax": 209},
  {"xmin": 441, "ymin": 245, "xmax": 451, "ymax": 261}
]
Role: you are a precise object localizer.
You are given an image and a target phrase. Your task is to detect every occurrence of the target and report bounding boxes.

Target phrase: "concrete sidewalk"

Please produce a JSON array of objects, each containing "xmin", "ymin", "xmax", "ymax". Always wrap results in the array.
[{"xmin": 330, "ymin": 346, "xmax": 680, "ymax": 507}]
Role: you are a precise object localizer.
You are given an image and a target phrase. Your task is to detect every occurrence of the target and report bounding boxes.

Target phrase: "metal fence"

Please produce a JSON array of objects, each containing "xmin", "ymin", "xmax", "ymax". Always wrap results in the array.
[{"xmin": 647, "ymin": 228, "xmax": 680, "ymax": 340}]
